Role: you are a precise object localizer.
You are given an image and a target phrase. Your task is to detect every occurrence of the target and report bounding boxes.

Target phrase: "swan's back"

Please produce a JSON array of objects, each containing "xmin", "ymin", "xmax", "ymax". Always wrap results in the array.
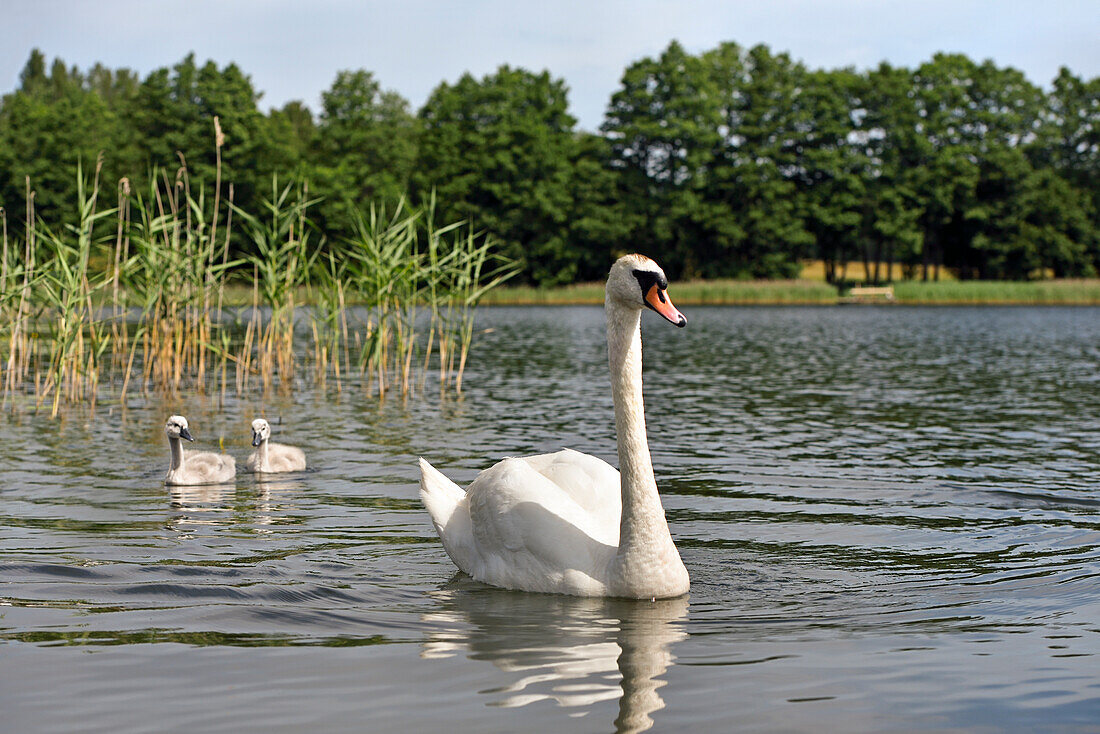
[
  {"xmin": 166, "ymin": 450, "xmax": 236, "ymax": 486},
  {"xmin": 419, "ymin": 449, "xmax": 623, "ymax": 595},
  {"xmin": 518, "ymin": 449, "xmax": 621, "ymax": 532},
  {"xmin": 246, "ymin": 442, "xmax": 306, "ymax": 473}
]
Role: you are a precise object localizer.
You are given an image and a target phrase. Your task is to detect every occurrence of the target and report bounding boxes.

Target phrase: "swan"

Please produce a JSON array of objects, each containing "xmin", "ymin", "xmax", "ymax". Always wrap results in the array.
[
  {"xmin": 419, "ymin": 254, "xmax": 690, "ymax": 599},
  {"xmin": 245, "ymin": 418, "xmax": 307, "ymax": 473},
  {"xmin": 164, "ymin": 415, "xmax": 236, "ymax": 486}
]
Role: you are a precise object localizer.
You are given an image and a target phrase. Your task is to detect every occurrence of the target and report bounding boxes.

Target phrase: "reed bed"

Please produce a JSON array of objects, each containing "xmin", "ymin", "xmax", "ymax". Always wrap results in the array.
[{"xmin": 0, "ymin": 151, "xmax": 517, "ymax": 416}]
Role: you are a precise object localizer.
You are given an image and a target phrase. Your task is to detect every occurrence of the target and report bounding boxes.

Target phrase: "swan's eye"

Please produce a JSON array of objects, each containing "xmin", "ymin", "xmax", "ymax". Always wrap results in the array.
[{"xmin": 631, "ymin": 269, "xmax": 668, "ymax": 302}]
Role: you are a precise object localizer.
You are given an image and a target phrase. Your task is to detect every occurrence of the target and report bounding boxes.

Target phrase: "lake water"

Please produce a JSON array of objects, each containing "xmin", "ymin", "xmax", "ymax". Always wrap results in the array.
[{"xmin": 2, "ymin": 306, "xmax": 1099, "ymax": 733}]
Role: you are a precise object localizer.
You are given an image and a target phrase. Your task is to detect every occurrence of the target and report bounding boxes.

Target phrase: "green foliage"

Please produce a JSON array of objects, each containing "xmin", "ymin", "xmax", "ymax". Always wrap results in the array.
[
  {"xmin": 0, "ymin": 52, "xmax": 136, "ymax": 227},
  {"xmin": 414, "ymin": 65, "xmax": 578, "ymax": 285},
  {"xmin": 311, "ymin": 70, "xmax": 419, "ymax": 236},
  {"xmin": 0, "ymin": 45, "xmax": 1098, "ymax": 286},
  {"xmin": 129, "ymin": 54, "xmax": 286, "ymax": 212},
  {"xmin": 602, "ymin": 40, "xmax": 722, "ymax": 277}
]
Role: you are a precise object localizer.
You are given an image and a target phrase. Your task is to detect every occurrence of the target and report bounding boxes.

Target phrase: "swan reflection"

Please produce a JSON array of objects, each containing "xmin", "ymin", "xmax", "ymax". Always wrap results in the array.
[
  {"xmin": 167, "ymin": 477, "xmax": 302, "ymax": 531},
  {"xmin": 251, "ymin": 475, "xmax": 307, "ymax": 531},
  {"xmin": 167, "ymin": 483, "xmax": 235, "ymax": 529},
  {"xmin": 422, "ymin": 578, "xmax": 688, "ymax": 733},
  {"xmin": 168, "ymin": 484, "xmax": 234, "ymax": 511}
]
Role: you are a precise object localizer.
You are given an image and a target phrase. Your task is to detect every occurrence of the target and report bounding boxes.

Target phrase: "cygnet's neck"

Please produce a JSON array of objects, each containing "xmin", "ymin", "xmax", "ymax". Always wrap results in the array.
[
  {"xmin": 605, "ymin": 300, "xmax": 677, "ymax": 564},
  {"xmin": 254, "ymin": 438, "xmax": 270, "ymax": 471},
  {"xmin": 168, "ymin": 436, "xmax": 185, "ymax": 471}
]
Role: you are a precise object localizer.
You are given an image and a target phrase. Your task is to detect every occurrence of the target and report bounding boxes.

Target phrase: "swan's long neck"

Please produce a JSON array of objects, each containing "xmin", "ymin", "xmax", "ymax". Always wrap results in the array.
[
  {"xmin": 606, "ymin": 302, "xmax": 678, "ymax": 577},
  {"xmin": 255, "ymin": 439, "xmax": 269, "ymax": 470},
  {"xmin": 168, "ymin": 436, "xmax": 185, "ymax": 471}
]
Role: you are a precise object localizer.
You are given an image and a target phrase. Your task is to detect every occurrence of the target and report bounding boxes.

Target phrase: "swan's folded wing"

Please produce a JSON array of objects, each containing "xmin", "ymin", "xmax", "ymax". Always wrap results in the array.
[
  {"xmin": 465, "ymin": 458, "xmax": 616, "ymax": 589},
  {"xmin": 184, "ymin": 450, "xmax": 235, "ymax": 482},
  {"xmin": 270, "ymin": 442, "xmax": 307, "ymax": 472},
  {"xmin": 520, "ymin": 449, "xmax": 621, "ymax": 545}
]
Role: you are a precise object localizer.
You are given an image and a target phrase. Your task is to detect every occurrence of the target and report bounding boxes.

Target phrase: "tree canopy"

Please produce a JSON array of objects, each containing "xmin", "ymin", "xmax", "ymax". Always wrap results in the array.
[{"xmin": 1, "ymin": 43, "xmax": 1097, "ymax": 284}]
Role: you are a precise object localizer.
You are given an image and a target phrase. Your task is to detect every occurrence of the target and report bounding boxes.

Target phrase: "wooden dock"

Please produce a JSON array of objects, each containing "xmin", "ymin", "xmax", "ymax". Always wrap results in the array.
[{"xmin": 839, "ymin": 285, "xmax": 895, "ymax": 304}]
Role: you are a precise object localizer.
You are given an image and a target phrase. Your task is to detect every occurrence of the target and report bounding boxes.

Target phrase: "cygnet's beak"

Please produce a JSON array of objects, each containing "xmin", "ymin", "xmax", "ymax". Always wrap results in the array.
[
  {"xmin": 180, "ymin": 427, "xmax": 195, "ymax": 442},
  {"xmin": 252, "ymin": 431, "xmax": 263, "ymax": 447},
  {"xmin": 644, "ymin": 284, "xmax": 687, "ymax": 328}
]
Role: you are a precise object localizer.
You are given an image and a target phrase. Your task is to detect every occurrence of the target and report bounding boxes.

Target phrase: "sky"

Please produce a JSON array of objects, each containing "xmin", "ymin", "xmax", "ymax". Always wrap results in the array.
[{"xmin": 3, "ymin": 0, "xmax": 1098, "ymax": 131}]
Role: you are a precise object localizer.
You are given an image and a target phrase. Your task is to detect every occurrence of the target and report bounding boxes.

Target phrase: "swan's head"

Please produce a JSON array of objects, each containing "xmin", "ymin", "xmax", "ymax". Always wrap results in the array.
[
  {"xmin": 165, "ymin": 415, "xmax": 195, "ymax": 442},
  {"xmin": 251, "ymin": 418, "xmax": 271, "ymax": 447},
  {"xmin": 607, "ymin": 254, "xmax": 686, "ymax": 327}
]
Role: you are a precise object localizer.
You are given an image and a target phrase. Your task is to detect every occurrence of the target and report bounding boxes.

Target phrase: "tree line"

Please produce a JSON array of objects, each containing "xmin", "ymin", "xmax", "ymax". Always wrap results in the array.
[{"xmin": 1, "ymin": 42, "xmax": 1097, "ymax": 285}]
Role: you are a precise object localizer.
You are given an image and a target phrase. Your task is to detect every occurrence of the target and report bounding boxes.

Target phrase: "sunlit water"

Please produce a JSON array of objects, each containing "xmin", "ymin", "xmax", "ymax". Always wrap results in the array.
[{"xmin": 2, "ymin": 306, "xmax": 1099, "ymax": 733}]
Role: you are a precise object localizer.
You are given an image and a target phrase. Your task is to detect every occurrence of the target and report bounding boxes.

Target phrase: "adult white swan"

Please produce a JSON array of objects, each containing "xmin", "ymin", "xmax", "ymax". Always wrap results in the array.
[{"xmin": 419, "ymin": 254, "xmax": 690, "ymax": 598}]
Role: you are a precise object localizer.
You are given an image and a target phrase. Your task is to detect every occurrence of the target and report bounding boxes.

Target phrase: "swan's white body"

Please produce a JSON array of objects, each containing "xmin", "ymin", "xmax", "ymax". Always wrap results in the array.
[
  {"xmin": 419, "ymin": 255, "xmax": 690, "ymax": 599},
  {"xmin": 245, "ymin": 418, "xmax": 306, "ymax": 473},
  {"xmin": 164, "ymin": 415, "xmax": 236, "ymax": 486}
]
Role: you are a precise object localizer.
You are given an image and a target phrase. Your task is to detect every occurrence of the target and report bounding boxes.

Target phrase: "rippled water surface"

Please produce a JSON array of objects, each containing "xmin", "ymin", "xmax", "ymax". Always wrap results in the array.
[{"xmin": 3, "ymin": 306, "xmax": 1099, "ymax": 732}]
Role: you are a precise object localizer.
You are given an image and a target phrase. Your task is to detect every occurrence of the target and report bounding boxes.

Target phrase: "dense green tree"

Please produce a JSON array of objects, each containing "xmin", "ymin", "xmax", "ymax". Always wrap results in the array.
[
  {"xmin": 1034, "ymin": 68, "xmax": 1100, "ymax": 273},
  {"xmin": 562, "ymin": 132, "xmax": 632, "ymax": 279},
  {"xmin": 1, "ymin": 45, "xmax": 1096, "ymax": 284},
  {"xmin": 903, "ymin": 54, "xmax": 1045, "ymax": 278},
  {"xmin": 265, "ymin": 100, "xmax": 315, "ymax": 172},
  {"xmin": 127, "ymin": 54, "xmax": 281, "ymax": 212},
  {"xmin": 790, "ymin": 67, "xmax": 867, "ymax": 282},
  {"xmin": 693, "ymin": 42, "xmax": 818, "ymax": 278},
  {"xmin": 602, "ymin": 41, "xmax": 721, "ymax": 277},
  {"xmin": 965, "ymin": 149, "xmax": 1096, "ymax": 278},
  {"xmin": 0, "ymin": 50, "xmax": 134, "ymax": 231},
  {"xmin": 1018, "ymin": 169, "xmax": 1097, "ymax": 277},
  {"xmin": 415, "ymin": 65, "xmax": 578, "ymax": 285},
  {"xmin": 859, "ymin": 63, "xmax": 927, "ymax": 280},
  {"xmin": 309, "ymin": 70, "xmax": 418, "ymax": 238}
]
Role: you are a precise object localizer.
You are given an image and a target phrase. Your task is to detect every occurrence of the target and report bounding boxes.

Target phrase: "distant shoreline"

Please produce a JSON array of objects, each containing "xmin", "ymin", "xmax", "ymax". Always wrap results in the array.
[{"xmin": 479, "ymin": 279, "xmax": 1100, "ymax": 306}]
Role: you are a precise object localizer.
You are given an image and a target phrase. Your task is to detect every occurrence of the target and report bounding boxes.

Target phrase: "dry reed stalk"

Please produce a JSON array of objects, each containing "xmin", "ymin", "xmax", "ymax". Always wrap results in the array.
[
  {"xmin": 1, "ymin": 205, "xmax": 8, "ymax": 292},
  {"xmin": 4, "ymin": 154, "xmax": 516, "ymax": 414},
  {"xmin": 215, "ymin": 184, "xmax": 234, "ymax": 321}
]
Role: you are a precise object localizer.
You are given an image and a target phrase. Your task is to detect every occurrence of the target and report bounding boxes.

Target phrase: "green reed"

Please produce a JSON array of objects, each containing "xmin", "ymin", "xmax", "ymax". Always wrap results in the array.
[
  {"xmin": 0, "ymin": 158, "xmax": 516, "ymax": 414},
  {"xmin": 122, "ymin": 165, "xmax": 238, "ymax": 397},
  {"xmin": 233, "ymin": 180, "xmax": 320, "ymax": 392},
  {"xmin": 345, "ymin": 199, "xmax": 424, "ymax": 397},
  {"xmin": 425, "ymin": 220, "xmax": 519, "ymax": 392},
  {"xmin": 34, "ymin": 160, "xmax": 118, "ymax": 416},
  {"xmin": 307, "ymin": 250, "xmax": 351, "ymax": 390}
]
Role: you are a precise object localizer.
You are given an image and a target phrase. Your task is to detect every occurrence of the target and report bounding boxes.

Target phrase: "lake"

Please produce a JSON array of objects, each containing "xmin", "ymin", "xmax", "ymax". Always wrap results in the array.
[{"xmin": 2, "ymin": 305, "xmax": 1099, "ymax": 732}]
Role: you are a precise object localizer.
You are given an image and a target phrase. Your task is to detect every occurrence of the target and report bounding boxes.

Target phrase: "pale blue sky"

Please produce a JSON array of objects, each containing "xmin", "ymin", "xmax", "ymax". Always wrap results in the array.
[{"xmin": 3, "ymin": 0, "xmax": 1097, "ymax": 131}]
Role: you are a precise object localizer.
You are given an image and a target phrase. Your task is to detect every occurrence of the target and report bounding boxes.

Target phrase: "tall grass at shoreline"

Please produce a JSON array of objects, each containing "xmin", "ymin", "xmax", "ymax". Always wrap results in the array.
[
  {"xmin": 890, "ymin": 280, "xmax": 1100, "ymax": 304},
  {"xmin": 481, "ymin": 277, "xmax": 1100, "ymax": 306},
  {"xmin": 0, "ymin": 146, "xmax": 517, "ymax": 415},
  {"xmin": 480, "ymin": 278, "xmax": 839, "ymax": 305}
]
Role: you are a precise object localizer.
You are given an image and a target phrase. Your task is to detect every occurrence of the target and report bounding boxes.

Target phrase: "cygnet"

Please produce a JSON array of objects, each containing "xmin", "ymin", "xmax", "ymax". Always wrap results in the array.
[
  {"xmin": 245, "ymin": 418, "xmax": 307, "ymax": 473},
  {"xmin": 164, "ymin": 415, "xmax": 236, "ymax": 486}
]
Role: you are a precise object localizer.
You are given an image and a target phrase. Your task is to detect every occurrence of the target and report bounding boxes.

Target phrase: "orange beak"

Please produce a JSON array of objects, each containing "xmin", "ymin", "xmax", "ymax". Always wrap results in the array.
[{"xmin": 644, "ymin": 284, "xmax": 687, "ymax": 327}]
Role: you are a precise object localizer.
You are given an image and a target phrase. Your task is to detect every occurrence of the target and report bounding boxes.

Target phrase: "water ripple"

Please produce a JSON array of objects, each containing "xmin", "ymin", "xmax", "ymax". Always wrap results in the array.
[{"xmin": 2, "ymin": 306, "xmax": 1099, "ymax": 732}]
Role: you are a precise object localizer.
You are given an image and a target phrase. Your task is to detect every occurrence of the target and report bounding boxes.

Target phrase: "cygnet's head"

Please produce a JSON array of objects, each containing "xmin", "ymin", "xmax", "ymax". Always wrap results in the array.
[
  {"xmin": 606, "ymin": 254, "xmax": 686, "ymax": 327},
  {"xmin": 251, "ymin": 418, "xmax": 271, "ymax": 447},
  {"xmin": 165, "ymin": 415, "xmax": 195, "ymax": 442}
]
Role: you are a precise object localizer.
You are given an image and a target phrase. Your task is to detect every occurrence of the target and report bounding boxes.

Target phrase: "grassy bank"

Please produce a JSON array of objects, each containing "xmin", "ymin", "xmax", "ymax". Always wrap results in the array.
[
  {"xmin": 482, "ymin": 277, "xmax": 1100, "ymax": 306},
  {"xmin": 890, "ymin": 280, "xmax": 1100, "ymax": 305},
  {"xmin": 482, "ymin": 278, "xmax": 839, "ymax": 305}
]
